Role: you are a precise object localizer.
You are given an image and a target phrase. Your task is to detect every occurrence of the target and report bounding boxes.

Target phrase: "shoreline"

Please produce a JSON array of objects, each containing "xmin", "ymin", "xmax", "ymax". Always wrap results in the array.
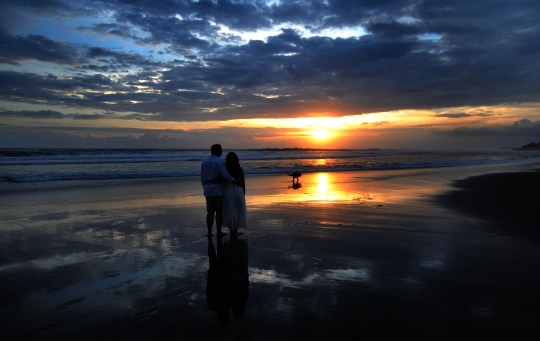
[{"xmin": 1, "ymin": 161, "xmax": 540, "ymax": 340}]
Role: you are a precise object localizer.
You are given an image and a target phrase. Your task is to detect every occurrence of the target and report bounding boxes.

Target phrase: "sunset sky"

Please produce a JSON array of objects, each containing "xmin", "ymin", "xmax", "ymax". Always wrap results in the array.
[{"xmin": 1, "ymin": 0, "xmax": 539, "ymax": 150}]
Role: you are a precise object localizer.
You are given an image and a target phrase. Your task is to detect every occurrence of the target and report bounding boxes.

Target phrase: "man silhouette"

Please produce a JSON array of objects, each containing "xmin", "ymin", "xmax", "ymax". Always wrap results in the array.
[{"xmin": 201, "ymin": 144, "xmax": 236, "ymax": 236}]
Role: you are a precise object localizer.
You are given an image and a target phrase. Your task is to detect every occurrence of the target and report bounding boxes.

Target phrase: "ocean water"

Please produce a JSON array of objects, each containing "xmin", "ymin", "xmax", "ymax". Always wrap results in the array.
[{"xmin": 1, "ymin": 148, "xmax": 539, "ymax": 192}]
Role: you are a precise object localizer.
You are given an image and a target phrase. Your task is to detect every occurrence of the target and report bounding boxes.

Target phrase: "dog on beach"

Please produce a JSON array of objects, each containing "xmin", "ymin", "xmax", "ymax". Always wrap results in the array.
[{"xmin": 287, "ymin": 172, "xmax": 302, "ymax": 183}]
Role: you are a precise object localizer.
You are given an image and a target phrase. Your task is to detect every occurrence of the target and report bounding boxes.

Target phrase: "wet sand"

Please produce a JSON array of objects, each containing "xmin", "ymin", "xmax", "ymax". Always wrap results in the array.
[
  {"xmin": 1, "ymin": 162, "xmax": 540, "ymax": 340},
  {"xmin": 436, "ymin": 169, "xmax": 540, "ymax": 237}
]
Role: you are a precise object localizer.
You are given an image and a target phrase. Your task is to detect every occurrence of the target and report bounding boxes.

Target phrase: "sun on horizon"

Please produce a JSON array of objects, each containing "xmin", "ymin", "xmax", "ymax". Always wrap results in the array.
[{"xmin": 310, "ymin": 128, "xmax": 333, "ymax": 140}]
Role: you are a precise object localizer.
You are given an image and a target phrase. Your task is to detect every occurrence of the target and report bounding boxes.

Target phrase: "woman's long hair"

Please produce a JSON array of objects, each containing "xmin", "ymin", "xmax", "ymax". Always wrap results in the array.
[{"xmin": 225, "ymin": 152, "xmax": 241, "ymax": 177}]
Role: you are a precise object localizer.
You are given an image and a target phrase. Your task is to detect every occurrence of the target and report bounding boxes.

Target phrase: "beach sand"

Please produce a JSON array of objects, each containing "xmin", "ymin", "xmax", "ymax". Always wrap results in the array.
[{"xmin": 1, "ymin": 162, "xmax": 540, "ymax": 340}]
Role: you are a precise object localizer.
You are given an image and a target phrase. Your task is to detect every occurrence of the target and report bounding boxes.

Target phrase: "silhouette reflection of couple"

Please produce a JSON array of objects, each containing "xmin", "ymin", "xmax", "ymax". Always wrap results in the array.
[{"xmin": 206, "ymin": 235, "xmax": 249, "ymax": 326}]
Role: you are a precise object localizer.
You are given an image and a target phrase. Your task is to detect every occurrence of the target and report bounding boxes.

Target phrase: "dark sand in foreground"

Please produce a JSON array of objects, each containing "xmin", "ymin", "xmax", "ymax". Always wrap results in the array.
[{"xmin": 1, "ymin": 163, "xmax": 540, "ymax": 340}]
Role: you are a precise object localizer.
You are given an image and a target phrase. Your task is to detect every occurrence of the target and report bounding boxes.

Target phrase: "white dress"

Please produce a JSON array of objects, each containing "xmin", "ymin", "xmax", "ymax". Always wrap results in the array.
[{"xmin": 222, "ymin": 181, "xmax": 247, "ymax": 231}]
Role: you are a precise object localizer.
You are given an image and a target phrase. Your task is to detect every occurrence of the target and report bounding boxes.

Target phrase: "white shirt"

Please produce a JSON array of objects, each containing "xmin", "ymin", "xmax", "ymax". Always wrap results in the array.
[{"xmin": 200, "ymin": 155, "xmax": 235, "ymax": 197}]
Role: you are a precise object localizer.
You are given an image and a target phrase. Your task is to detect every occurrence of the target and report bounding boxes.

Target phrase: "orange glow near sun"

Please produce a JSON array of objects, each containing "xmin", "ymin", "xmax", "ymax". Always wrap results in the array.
[
  {"xmin": 310, "ymin": 128, "xmax": 332, "ymax": 140},
  {"xmin": 48, "ymin": 105, "xmax": 540, "ymax": 149}
]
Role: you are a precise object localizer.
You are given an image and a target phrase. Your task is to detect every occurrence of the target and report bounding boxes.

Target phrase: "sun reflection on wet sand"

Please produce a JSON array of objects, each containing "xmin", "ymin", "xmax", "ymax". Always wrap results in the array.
[
  {"xmin": 316, "ymin": 173, "xmax": 329, "ymax": 192},
  {"xmin": 247, "ymin": 170, "xmax": 443, "ymax": 208}
]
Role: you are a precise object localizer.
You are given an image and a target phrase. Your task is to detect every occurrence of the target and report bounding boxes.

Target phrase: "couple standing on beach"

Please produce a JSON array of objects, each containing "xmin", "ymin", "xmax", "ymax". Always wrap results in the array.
[{"xmin": 201, "ymin": 144, "xmax": 247, "ymax": 236}]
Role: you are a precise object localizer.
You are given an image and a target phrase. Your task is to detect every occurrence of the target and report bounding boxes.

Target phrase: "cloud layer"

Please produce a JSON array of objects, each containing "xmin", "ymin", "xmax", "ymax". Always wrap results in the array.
[{"xmin": 1, "ymin": 0, "xmax": 540, "ymax": 148}]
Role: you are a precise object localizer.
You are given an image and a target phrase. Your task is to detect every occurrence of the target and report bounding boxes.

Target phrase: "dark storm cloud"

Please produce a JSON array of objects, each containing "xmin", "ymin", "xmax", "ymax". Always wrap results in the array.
[
  {"xmin": 0, "ymin": 0, "xmax": 69, "ymax": 17},
  {"xmin": 68, "ymin": 113, "xmax": 110, "ymax": 120},
  {"xmin": 435, "ymin": 110, "xmax": 495, "ymax": 118},
  {"xmin": 85, "ymin": 47, "xmax": 164, "ymax": 68},
  {"xmin": 78, "ymin": 19, "xmax": 218, "ymax": 54},
  {"xmin": 0, "ymin": 28, "xmax": 79, "ymax": 65},
  {"xmin": 0, "ymin": 67, "xmax": 230, "ymax": 120},
  {"xmin": 268, "ymin": 0, "xmax": 327, "ymax": 27},
  {"xmin": 322, "ymin": 0, "xmax": 407, "ymax": 29},
  {"xmin": 1, "ymin": 0, "xmax": 540, "ymax": 122},
  {"xmin": 110, "ymin": 13, "xmax": 214, "ymax": 52},
  {"xmin": 0, "ymin": 70, "xmax": 121, "ymax": 101},
  {"xmin": 0, "ymin": 128, "xmax": 171, "ymax": 149},
  {"xmin": 76, "ymin": 23, "xmax": 135, "ymax": 40},
  {"xmin": 438, "ymin": 120, "xmax": 540, "ymax": 138},
  {"xmin": 0, "ymin": 126, "xmax": 259, "ymax": 148},
  {"xmin": 515, "ymin": 28, "xmax": 540, "ymax": 56},
  {"xmin": 0, "ymin": 28, "xmax": 165, "ymax": 69},
  {"xmin": 0, "ymin": 71, "xmax": 114, "ymax": 92},
  {"xmin": 435, "ymin": 113, "xmax": 471, "ymax": 118},
  {"xmin": 0, "ymin": 109, "xmax": 116, "ymax": 120},
  {"xmin": 186, "ymin": 0, "xmax": 272, "ymax": 31},
  {"xmin": 0, "ymin": 110, "xmax": 66, "ymax": 119},
  {"xmin": 512, "ymin": 119, "xmax": 533, "ymax": 127}
]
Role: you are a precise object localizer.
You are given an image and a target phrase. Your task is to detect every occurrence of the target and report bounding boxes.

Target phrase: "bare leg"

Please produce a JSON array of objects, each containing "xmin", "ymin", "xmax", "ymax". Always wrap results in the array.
[{"xmin": 206, "ymin": 211, "xmax": 215, "ymax": 236}]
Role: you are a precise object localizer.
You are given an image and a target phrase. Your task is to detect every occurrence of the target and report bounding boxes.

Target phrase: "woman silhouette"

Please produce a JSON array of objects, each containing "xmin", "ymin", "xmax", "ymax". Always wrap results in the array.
[{"xmin": 222, "ymin": 152, "xmax": 247, "ymax": 235}]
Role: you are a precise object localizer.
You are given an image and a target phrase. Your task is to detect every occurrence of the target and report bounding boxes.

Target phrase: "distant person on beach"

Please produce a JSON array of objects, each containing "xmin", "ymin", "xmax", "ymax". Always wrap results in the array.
[
  {"xmin": 201, "ymin": 144, "xmax": 236, "ymax": 236},
  {"xmin": 205, "ymin": 152, "xmax": 247, "ymax": 236}
]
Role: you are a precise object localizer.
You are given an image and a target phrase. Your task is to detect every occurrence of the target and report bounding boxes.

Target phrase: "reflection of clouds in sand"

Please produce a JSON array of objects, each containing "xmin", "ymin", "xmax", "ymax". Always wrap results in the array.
[
  {"xmin": 325, "ymin": 268, "xmax": 372, "ymax": 283},
  {"xmin": 402, "ymin": 276, "xmax": 422, "ymax": 289},
  {"xmin": 51, "ymin": 254, "xmax": 205, "ymax": 316},
  {"xmin": 250, "ymin": 253, "xmax": 378, "ymax": 290},
  {"xmin": 421, "ymin": 259, "xmax": 444, "ymax": 268},
  {"xmin": 0, "ymin": 213, "xmax": 102, "ymax": 231},
  {"xmin": 275, "ymin": 297, "xmax": 295, "ymax": 323},
  {"xmin": 2, "ymin": 250, "xmax": 207, "ymax": 322},
  {"xmin": 249, "ymin": 265, "xmax": 374, "ymax": 288},
  {"xmin": 136, "ymin": 217, "xmax": 148, "ymax": 229},
  {"xmin": 72, "ymin": 225, "xmax": 174, "ymax": 250},
  {"xmin": 0, "ymin": 251, "xmax": 107, "ymax": 273},
  {"xmin": 249, "ymin": 268, "xmax": 320, "ymax": 288},
  {"xmin": 1, "ymin": 207, "xmax": 170, "ymax": 248},
  {"xmin": 0, "ymin": 248, "xmax": 203, "ymax": 281},
  {"xmin": 113, "ymin": 229, "xmax": 125, "ymax": 240},
  {"xmin": 158, "ymin": 236, "xmax": 175, "ymax": 254},
  {"xmin": 143, "ymin": 229, "xmax": 171, "ymax": 247},
  {"xmin": 0, "ymin": 248, "xmax": 153, "ymax": 273},
  {"xmin": 0, "ymin": 193, "xmax": 202, "ymax": 235},
  {"xmin": 470, "ymin": 302, "xmax": 494, "ymax": 317},
  {"xmin": 420, "ymin": 255, "xmax": 445, "ymax": 269},
  {"xmin": 259, "ymin": 219, "xmax": 284, "ymax": 227}
]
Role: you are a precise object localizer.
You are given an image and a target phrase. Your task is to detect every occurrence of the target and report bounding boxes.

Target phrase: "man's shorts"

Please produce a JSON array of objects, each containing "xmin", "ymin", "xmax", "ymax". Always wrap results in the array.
[{"xmin": 205, "ymin": 195, "xmax": 224, "ymax": 213}]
